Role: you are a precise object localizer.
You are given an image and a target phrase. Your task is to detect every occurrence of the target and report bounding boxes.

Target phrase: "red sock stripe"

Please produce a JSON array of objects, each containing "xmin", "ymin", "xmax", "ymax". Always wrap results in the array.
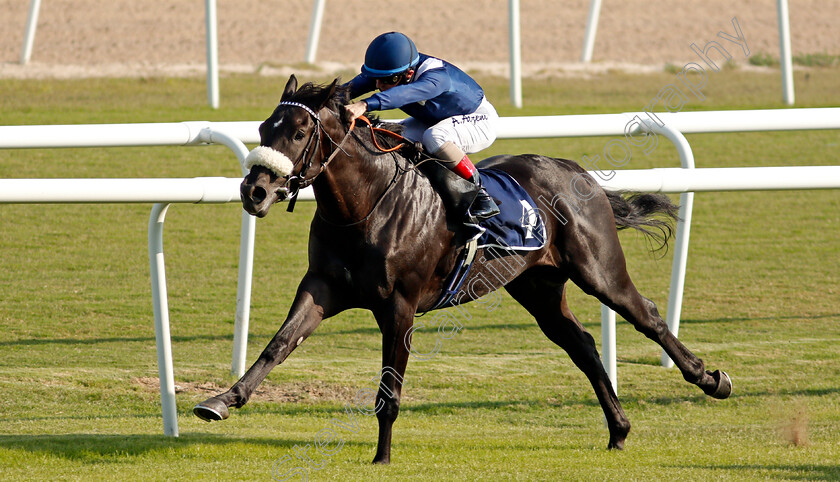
[{"xmin": 452, "ymin": 155, "xmax": 476, "ymax": 180}]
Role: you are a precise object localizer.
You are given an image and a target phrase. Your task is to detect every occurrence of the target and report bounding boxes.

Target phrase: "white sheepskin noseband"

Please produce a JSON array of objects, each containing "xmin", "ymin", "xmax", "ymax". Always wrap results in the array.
[{"xmin": 244, "ymin": 146, "xmax": 294, "ymax": 178}]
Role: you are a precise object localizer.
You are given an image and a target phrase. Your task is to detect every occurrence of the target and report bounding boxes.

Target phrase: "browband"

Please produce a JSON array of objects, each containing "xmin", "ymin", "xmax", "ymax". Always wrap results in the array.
[{"xmin": 278, "ymin": 101, "xmax": 320, "ymax": 120}]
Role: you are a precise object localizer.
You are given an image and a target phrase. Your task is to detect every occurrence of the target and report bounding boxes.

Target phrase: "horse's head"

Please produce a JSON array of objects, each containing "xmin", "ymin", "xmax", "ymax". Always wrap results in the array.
[{"xmin": 240, "ymin": 75, "xmax": 345, "ymax": 217}]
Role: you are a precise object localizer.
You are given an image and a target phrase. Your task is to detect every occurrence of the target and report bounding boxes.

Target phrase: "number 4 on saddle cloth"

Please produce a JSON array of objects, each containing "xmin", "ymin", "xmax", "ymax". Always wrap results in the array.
[{"xmin": 429, "ymin": 167, "xmax": 547, "ymax": 311}]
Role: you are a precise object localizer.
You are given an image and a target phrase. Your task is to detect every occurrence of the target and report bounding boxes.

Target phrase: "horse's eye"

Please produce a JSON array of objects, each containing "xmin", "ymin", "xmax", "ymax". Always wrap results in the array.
[{"xmin": 294, "ymin": 130, "xmax": 305, "ymax": 141}]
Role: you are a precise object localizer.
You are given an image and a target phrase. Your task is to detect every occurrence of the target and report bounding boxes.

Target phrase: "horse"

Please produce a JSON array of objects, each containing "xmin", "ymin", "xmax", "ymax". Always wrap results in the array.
[{"xmin": 194, "ymin": 75, "xmax": 732, "ymax": 464}]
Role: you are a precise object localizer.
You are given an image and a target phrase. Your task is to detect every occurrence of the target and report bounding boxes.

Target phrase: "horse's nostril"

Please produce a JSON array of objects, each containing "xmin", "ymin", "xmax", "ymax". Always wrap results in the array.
[{"xmin": 251, "ymin": 186, "xmax": 267, "ymax": 203}]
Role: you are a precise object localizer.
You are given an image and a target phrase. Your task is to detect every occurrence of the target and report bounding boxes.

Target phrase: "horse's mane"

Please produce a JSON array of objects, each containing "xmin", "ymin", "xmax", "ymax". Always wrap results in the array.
[{"xmin": 285, "ymin": 81, "xmax": 350, "ymax": 118}]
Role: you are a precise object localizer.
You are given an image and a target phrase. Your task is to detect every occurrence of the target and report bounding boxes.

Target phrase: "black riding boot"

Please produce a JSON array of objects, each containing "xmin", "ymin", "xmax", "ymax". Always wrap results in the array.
[
  {"xmin": 432, "ymin": 141, "xmax": 500, "ymax": 223},
  {"xmin": 415, "ymin": 159, "xmax": 479, "ymax": 226},
  {"xmin": 467, "ymin": 170, "xmax": 500, "ymax": 222}
]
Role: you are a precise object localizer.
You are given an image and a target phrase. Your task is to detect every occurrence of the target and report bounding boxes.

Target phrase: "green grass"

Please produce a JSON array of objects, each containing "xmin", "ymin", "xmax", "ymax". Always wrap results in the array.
[
  {"xmin": 749, "ymin": 52, "xmax": 779, "ymax": 67},
  {"xmin": 750, "ymin": 51, "xmax": 840, "ymax": 68},
  {"xmin": 1, "ymin": 69, "xmax": 839, "ymax": 481},
  {"xmin": 793, "ymin": 53, "xmax": 840, "ymax": 68}
]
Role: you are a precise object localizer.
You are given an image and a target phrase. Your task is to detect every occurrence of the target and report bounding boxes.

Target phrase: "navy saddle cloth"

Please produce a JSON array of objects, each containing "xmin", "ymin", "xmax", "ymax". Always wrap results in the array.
[{"xmin": 468, "ymin": 168, "xmax": 547, "ymax": 251}]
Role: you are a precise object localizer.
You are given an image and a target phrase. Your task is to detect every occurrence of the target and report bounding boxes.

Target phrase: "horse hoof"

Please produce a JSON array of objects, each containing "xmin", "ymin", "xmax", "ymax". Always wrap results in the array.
[
  {"xmin": 707, "ymin": 370, "xmax": 732, "ymax": 399},
  {"xmin": 193, "ymin": 397, "xmax": 230, "ymax": 422},
  {"xmin": 607, "ymin": 440, "xmax": 625, "ymax": 450},
  {"xmin": 607, "ymin": 420, "xmax": 630, "ymax": 450}
]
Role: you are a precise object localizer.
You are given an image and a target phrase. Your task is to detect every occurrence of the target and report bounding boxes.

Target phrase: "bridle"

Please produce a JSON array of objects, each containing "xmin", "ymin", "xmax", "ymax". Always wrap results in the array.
[
  {"xmin": 272, "ymin": 101, "xmax": 338, "ymax": 212},
  {"xmin": 273, "ymin": 101, "xmax": 412, "ymax": 214}
]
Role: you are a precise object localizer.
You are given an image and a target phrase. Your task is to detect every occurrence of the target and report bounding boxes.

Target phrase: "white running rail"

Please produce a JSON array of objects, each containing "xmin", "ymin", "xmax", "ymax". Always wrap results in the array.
[{"xmin": 2, "ymin": 107, "xmax": 838, "ymax": 434}]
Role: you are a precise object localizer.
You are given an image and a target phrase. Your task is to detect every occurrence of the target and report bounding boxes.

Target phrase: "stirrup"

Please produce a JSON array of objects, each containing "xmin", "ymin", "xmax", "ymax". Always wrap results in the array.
[{"xmin": 468, "ymin": 190, "xmax": 500, "ymax": 222}]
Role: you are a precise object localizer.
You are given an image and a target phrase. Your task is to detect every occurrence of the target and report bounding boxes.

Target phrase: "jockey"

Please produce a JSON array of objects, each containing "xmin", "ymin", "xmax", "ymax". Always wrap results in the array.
[{"xmin": 344, "ymin": 32, "xmax": 500, "ymax": 222}]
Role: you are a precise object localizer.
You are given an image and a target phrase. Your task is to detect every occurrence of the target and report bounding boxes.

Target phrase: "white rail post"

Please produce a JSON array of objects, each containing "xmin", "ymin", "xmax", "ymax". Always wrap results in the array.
[
  {"xmin": 599, "ymin": 118, "xmax": 696, "ymax": 370},
  {"xmin": 232, "ymin": 209, "xmax": 256, "ymax": 377},
  {"xmin": 200, "ymin": 126, "xmax": 254, "ymax": 377},
  {"xmin": 205, "ymin": 0, "xmax": 220, "ymax": 109},
  {"xmin": 508, "ymin": 0, "xmax": 523, "ymax": 108},
  {"xmin": 581, "ymin": 0, "xmax": 603, "ymax": 63},
  {"xmin": 645, "ymin": 121, "xmax": 695, "ymax": 369},
  {"xmin": 148, "ymin": 203, "xmax": 179, "ymax": 437},
  {"xmin": 20, "ymin": 0, "xmax": 42, "ymax": 64},
  {"xmin": 661, "ymin": 195, "xmax": 694, "ymax": 368},
  {"xmin": 305, "ymin": 0, "xmax": 327, "ymax": 64},
  {"xmin": 777, "ymin": 0, "xmax": 795, "ymax": 105},
  {"xmin": 601, "ymin": 304, "xmax": 617, "ymax": 395}
]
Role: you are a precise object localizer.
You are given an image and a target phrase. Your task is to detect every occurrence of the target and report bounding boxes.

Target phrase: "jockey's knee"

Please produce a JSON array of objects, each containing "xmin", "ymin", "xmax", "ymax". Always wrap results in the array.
[{"xmin": 422, "ymin": 128, "xmax": 450, "ymax": 155}]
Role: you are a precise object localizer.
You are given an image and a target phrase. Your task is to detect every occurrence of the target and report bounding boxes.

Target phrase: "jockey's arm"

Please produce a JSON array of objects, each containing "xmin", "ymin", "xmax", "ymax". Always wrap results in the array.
[
  {"xmin": 344, "ymin": 68, "xmax": 451, "ymax": 121},
  {"xmin": 343, "ymin": 74, "xmax": 375, "ymax": 121},
  {"xmin": 345, "ymin": 74, "xmax": 377, "ymax": 99},
  {"xmin": 365, "ymin": 68, "xmax": 450, "ymax": 111}
]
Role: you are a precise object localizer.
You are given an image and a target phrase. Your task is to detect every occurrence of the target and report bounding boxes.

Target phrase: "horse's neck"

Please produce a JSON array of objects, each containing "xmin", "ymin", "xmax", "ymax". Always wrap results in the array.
[{"xmin": 311, "ymin": 136, "xmax": 404, "ymax": 224}]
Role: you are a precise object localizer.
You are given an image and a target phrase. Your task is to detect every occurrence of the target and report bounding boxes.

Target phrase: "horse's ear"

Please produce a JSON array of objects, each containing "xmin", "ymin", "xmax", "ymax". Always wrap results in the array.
[
  {"xmin": 317, "ymin": 78, "xmax": 339, "ymax": 110},
  {"xmin": 281, "ymin": 74, "xmax": 298, "ymax": 101}
]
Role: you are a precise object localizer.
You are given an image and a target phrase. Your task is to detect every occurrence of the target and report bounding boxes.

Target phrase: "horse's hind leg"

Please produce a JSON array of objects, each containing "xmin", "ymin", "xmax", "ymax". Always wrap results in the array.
[
  {"xmin": 567, "ymin": 222, "xmax": 731, "ymax": 399},
  {"xmin": 505, "ymin": 269, "xmax": 631, "ymax": 450}
]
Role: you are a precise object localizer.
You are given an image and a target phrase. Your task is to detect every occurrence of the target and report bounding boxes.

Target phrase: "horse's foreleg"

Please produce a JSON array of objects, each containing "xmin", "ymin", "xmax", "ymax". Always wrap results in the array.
[
  {"xmin": 371, "ymin": 296, "xmax": 416, "ymax": 465},
  {"xmin": 194, "ymin": 274, "xmax": 341, "ymax": 421}
]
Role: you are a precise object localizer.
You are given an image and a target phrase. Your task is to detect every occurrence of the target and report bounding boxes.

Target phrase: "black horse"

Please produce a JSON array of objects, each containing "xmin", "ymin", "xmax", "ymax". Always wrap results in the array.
[{"xmin": 194, "ymin": 76, "xmax": 731, "ymax": 464}]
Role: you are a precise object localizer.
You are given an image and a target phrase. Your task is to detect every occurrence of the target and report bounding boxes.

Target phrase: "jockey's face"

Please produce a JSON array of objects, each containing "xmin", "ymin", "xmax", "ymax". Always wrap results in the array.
[
  {"xmin": 375, "ymin": 77, "xmax": 399, "ymax": 91},
  {"xmin": 376, "ymin": 69, "xmax": 414, "ymax": 91}
]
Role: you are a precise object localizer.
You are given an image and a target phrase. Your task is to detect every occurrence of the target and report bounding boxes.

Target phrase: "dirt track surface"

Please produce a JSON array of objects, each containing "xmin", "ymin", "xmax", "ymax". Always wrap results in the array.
[{"xmin": 1, "ymin": 0, "xmax": 839, "ymax": 78}]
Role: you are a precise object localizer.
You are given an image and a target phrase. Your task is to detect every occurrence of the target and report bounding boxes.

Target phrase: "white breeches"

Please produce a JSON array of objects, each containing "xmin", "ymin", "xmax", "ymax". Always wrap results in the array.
[{"xmin": 400, "ymin": 96, "xmax": 499, "ymax": 155}]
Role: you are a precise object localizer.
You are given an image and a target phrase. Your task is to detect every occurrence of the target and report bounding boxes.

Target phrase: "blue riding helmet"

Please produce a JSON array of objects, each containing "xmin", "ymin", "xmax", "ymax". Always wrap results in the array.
[{"xmin": 361, "ymin": 32, "xmax": 420, "ymax": 78}]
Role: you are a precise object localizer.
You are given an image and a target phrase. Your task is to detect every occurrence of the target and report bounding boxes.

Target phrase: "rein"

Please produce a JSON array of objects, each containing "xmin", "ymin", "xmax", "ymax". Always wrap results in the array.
[
  {"xmin": 315, "ymin": 115, "xmax": 410, "ymax": 227},
  {"xmin": 273, "ymin": 101, "xmax": 422, "ymax": 225},
  {"xmin": 354, "ymin": 115, "xmax": 408, "ymax": 153}
]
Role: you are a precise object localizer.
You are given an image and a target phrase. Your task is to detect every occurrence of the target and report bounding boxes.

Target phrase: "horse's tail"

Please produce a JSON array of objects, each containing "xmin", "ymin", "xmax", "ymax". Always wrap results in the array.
[{"xmin": 606, "ymin": 191, "xmax": 679, "ymax": 253}]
